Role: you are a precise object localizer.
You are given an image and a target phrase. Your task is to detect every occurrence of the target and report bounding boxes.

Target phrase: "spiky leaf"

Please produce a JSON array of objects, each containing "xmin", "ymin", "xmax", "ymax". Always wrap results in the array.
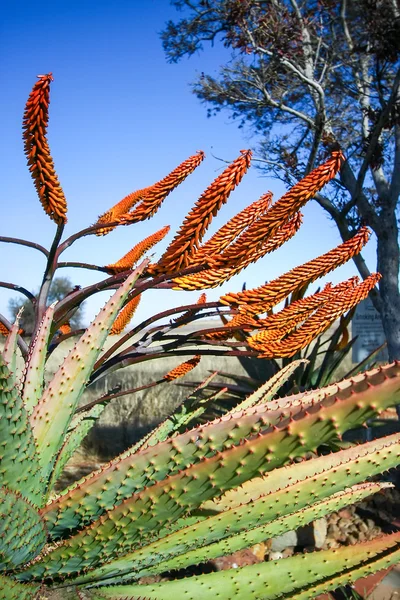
[
  {"xmin": 0, "ymin": 575, "xmax": 40, "ymax": 600},
  {"xmin": 42, "ymin": 362, "xmax": 400, "ymax": 539},
  {"xmin": 0, "ymin": 355, "xmax": 43, "ymax": 505},
  {"xmin": 70, "ymin": 433, "xmax": 399, "ymax": 586},
  {"xmin": 29, "ymin": 262, "xmax": 147, "ymax": 481},
  {"xmin": 0, "ymin": 487, "xmax": 46, "ymax": 569},
  {"xmin": 89, "ymin": 532, "xmax": 400, "ymax": 599},
  {"xmin": 21, "ymin": 303, "xmax": 55, "ymax": 414}
]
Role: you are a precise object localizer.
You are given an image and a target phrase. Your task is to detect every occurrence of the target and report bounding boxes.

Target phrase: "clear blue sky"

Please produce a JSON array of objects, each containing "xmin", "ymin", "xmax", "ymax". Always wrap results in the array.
[{"xmin": 0, "ymin": 0, "xmax": 377, "ymax": 327}]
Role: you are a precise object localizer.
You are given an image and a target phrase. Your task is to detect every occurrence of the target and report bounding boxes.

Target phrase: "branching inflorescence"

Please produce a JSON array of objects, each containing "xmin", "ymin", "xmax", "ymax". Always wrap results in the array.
[{"xmin": 2, "ymin": 74, "xmax": 380, "ymax": 363}]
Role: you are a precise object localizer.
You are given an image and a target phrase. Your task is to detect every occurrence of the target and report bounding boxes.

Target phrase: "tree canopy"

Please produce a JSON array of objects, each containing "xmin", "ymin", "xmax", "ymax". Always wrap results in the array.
[{"xmin": 162, "ymin": 0, "xmax": 400, "ymax": 360}]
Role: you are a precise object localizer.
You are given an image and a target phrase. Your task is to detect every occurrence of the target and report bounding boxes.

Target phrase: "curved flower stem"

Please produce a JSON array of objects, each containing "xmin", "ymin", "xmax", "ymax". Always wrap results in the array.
[
  {"xmin": 52, "ymin": 271, "xmax": 132, "ymax": 327},
  {"xmin": 47, "ymin": 328, "xmax": 86, "ymax": 355},
  {"xmin": 76, "ymin": 380, "xmax": 163, "ymax": 414},
  {"xmin": 34, "ymin": 223, "xmax": 65, "ymax": 336},
  {"xmin": 57, "ymin": 220, "xmax": 128, "ymax": 255},
  {"xmin": 92, "ymin": 301, "xmax": 226, "ymax": 371},
  {"xmin": 0, "ymin": 282, "xmax": 36, "ymax": 303},
  {"xmin": 124, "ymin": 309, "xmax": 241, "ymax": 355},
  {"xmin": 0, "ymin": 236, "xmax": 49, "ymax": 257},
  {"xmin": 52, "ymin": 262, "xmax": 209, "ymax": 329},
  {"xmin": 57, "ymin": 261, "xmax": 110, "ymax": 273},
  {"xmin": 90, "ymin": 347, "xmax": 257, "ymax": 385}
]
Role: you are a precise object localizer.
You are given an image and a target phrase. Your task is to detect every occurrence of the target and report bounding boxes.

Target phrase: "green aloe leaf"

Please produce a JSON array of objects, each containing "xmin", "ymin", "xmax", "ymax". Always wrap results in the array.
[
  {"xmin": 0, "ymin": 487, "xmax": 46, "ymax": 569},
  {"xmin": 42, "ymin": 362, "xmax": 400, "ymax": 542},
  {"xmin": 19, "ymin": 370, "xmax": 400, "ymax": 581},
  {"xmin": 21, "ymin": 303, "xmax": 55, "ymax": 414},
  {"xmin": 0, "ymin": 355, "xmax": 43, "ymax": 505},
  {"xmin": 69, "ymin": 433, "xmax": 399, "ymax": 586},
  {"xmin": 86, "ymin": 532, "xmax": 400, "ymax": 600},
  {"xmin": 137, "ymin": 373, "xmax": 221, "ymax": 451},
  {"xmin": 47, "ymin": 402, "xmax": 107, "ymax": 492},
  {"xmin": 2, "ymin": 309, "xmax": 23, "ymax": 386},
  {"xmin": 29, "ymin": 262, "xmax": 147, "ymax": 482},
  {"xmin": 0, "ymin": 575, "xmax": 40, "ymax": 600},
  {"xmin": 70, "ymin": 482, "xmax": 388, "ymax": 587},
  {"xmin": 232, "ymin": 359, "xmax": 307, "ymax": 412}
]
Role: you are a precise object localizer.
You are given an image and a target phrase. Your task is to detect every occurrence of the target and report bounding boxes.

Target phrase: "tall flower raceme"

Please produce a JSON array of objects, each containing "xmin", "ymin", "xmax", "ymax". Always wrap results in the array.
[
  {"xmin": 96, "ymin": 151, "xmax": 205, "ymax": 235},
  {"xmin": 0, "ymin": 72, "xmax": 399, "ymax": 600},
  {"xmin": 23, "ymin": 73, "xmax": 67, "ymax": 225},
  {"xmin": 105, "ymin": 225, "xmax": 171, "ymax": 274}
]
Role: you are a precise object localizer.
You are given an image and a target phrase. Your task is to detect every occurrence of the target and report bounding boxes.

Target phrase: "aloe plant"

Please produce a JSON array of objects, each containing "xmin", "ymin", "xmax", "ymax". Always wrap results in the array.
[{"xmin": 0, "ymin": 73, "xmax": 399, "ymax": 599}]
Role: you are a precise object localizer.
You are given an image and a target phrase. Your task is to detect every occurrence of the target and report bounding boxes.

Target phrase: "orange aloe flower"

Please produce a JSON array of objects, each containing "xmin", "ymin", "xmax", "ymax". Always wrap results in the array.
[
  {"xmin": 173, "ymin": 212, "xmax": 302, "ymax": 290},
  {"xmin": 58, "ymin": 323, "xmax": 72, "ymax": 335},
  {"xmin": 95, "ymin": 151, "xmax": 205, "ymax": 235},
  {"xmin": 95, "ymin": 188, "xmax": 150, "ymax": 236},
  {"xmin": 192, "ymin": 191, "xmax": 273, "ymax": 264},
  {"xmin": 0, "ymin": 322, "xmax": 10, "ymax": 336},
  {"xmin": 173, "ymin": 293, "xmax": 207, "ymax": 325},
  {"xmin": 0, "ymin": 322, "xmax": 24, "ymax": 336},
  {"xmin": 105, "ymin": 226, "xmax": 170, "ymax": 274},
  {"xmin": 152, "ymin": 150, "xmax": 252, "ymax": 275},
  {"xmin": 110, "ymin": 294, "xmax": 141, "ymax": 335},
  {"xmin": 221, "ymin": 151, "xmax": 343, "ymax": 266},
  {"xmin": 23, "ymin": 74, "xmax": 67, "ymax": 225},
  {"xmin": 248, "ymin": 273, "xmax": 381, "ymax": 357},
  {"xmin": 221, "ymin": 227, "xmax": 370, "ymax": 314},
  {"xmin": 257, "ymin": 278, "xmax": 359, "ymax": 333},
  {"xmin": 163, "ymin": 355, "xmax": 201, "ymax": 381}
]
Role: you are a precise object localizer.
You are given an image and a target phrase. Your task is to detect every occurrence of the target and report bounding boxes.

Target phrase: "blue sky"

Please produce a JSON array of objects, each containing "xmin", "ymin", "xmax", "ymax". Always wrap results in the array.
[{"xmin": 0, "ymin": 0, "xmax": 377, "ymax": 327}]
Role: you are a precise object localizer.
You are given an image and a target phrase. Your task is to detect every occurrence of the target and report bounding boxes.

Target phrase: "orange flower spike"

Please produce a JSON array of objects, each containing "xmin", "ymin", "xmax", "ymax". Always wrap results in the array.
[
  {"xmin": 250, "ymin": 273, "xmax": 381, "ymax": 357},
  {"xmin": 96, "ymin": 151, "xmax": 205, "ymax": 236},
  {"xmin": 194, "ymin": 191, "xmax": 273, "ymax": 263},
  {"xmin": 222, "ymin": 151, "xmax": 344, "ymax": 265},
  {"xmin": 173, "ymin": 292, "xmax": 207, "ymax": 325},
  {"xmin": 221, "ymin": 227, "xmax": 370, "ymax": 313},
  {"xmin": 258, "ymin": 278, "xmax": 359, "ymax": 331},
  {"xmin": 232, "ymin": 211, "xmax": 303, "ymax": 269},
  {"xmin": 163, "ymin": 355, "xmax": 201, "ymax": 382},
  {"xmin": 95, "ymin": 188, "xmax": 150, "ymax": 236},
  {"xmin": 105, "ymin": 226, "xmax": 170, "ymax": 274},
  {"xmin": 173, "ymin": 212, "xmax": 302, "ymax": 291},
  {"xmin": 123, "ymin": 151, "xmax": 206, "ymax": 224},
  {"xmin": 23, "ymin": 74, "xmax": 67, "ymax": 225},
  {"xmin": 155, "ymin": 150, "xmax": 252, "ymax": 274},
  {"xmin": 110, "ymin": 294, "xmax": 141, "ymax": 335}
]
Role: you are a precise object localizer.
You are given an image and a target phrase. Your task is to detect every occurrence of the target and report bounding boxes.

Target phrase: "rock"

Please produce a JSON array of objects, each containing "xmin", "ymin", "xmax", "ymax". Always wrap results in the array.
[
  {"xmin": 268, "ymin": 551, "xmax": 284, "ymax": 561},
  {"xmin": 250, "ymin": 543, "xmax": 267, "ymax": 561},
  {"xmin": 359, "ymin": 521, "xmax": 369, "ymax": 533},
  {"xmin": 281, "ymin": 547, "xmax": 295, "ymax": 558},
  {"xmin": 312, "ymin": 518, "xmax": 328, "ymax": 548},
  {"xmin": 210, "ymin": 548, "xmax": 264, "ymax": 571},
  {"xmin": 297, "ymin": 518, "xmax": 328, "ymax": 549},
  {"xmin": 337, "ymin": 508, "xmax": 353, "ymax": 520},
  {"xmin": 271, "ymin": 518, "xmax": 328, "ymax": 552},
  {"xmin": 270, "ymin": 530, "xmax": 298, "ymax": 552}
]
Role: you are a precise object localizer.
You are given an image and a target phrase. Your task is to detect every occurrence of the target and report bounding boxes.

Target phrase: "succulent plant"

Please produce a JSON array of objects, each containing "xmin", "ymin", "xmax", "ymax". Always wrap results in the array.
[{"xmin": 0, "ymin": 74, "xmax": 399, "ymax": 599}]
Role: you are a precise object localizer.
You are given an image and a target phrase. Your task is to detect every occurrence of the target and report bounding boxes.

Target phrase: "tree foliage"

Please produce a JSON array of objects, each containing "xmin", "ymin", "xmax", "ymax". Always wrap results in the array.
[{"xmin": 161, "ymin": 0, "xmax": 400, "ymax": 360}]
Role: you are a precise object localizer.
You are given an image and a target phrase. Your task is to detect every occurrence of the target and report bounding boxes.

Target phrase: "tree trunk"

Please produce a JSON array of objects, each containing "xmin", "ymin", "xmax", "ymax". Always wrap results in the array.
[{"xmin": 376, "ymin": 211, "xmax": 400, "ymax": 361}]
